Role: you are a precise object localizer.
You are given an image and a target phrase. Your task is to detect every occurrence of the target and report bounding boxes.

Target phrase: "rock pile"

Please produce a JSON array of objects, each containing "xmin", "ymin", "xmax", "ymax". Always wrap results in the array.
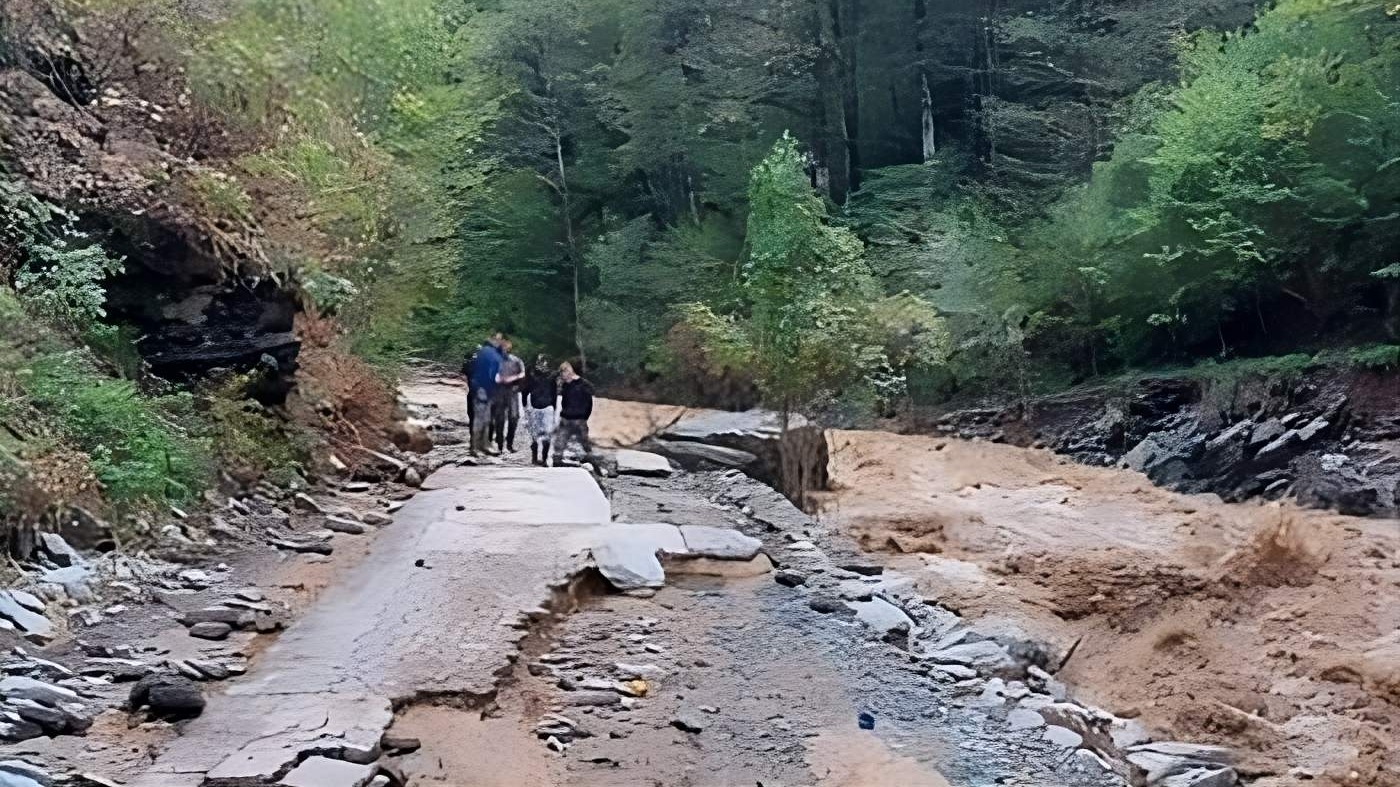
[{"xmin": 932, "ymin": 372, "xmax": 1400, "ymax": 517}]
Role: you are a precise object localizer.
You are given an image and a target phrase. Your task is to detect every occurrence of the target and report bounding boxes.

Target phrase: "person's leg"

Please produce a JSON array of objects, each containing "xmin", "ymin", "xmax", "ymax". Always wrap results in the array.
[
  {"xmin": 577, "ymin": 420, "xmax": 594, "ymax": 459},
  {"xmin": 540, "ymin": 407, "xmax": 555, "ymax": 466},
  {"xmin": 552, "ymin": 419, "xmax": 575, "ymax": 465},
  {"xmin": 470, "ymin": 392, "xmax": 491, "ymax": 454},
  {"xmin": 506, "ymin": 395, "xmax": 520, "ymax": 452}
]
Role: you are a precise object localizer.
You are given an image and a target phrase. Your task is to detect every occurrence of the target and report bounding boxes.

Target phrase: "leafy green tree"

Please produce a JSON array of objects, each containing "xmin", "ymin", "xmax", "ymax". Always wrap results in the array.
[{"xmin": 682, "ymin": 135, "xmax": 949, "ymax": 418}]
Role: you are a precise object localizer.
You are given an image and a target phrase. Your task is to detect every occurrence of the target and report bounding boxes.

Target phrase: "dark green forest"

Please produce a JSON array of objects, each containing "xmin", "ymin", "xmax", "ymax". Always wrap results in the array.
[
  {"xmin": 2, "ymin": 0, "xmax": 1399, "ymax": 519},
  {"xmin": 317, "ymin": 0, "xmax": 1400, "ymax": 410}
]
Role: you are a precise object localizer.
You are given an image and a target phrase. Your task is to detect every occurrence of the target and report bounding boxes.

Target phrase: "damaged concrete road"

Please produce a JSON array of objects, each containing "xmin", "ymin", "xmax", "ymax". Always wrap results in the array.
[{"xmin": 126, "ymin": 466, "xmax": 617, "ymax": 787}]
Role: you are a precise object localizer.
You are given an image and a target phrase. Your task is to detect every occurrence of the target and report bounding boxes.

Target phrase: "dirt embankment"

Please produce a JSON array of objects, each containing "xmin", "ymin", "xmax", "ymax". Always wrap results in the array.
[{"xmin": 819, "ymin": 430, "xmax": 1399, "ymax": 787}]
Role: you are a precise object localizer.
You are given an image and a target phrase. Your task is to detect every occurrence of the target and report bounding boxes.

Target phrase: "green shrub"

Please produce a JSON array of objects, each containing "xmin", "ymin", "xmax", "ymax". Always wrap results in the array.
[
  {"xmin": 20, "ymin": 351, "xmax": 211, "ymax": 506},
  {"xmin": 1347, "ymin": 343, "xmax": 1400, "ymax": 371},
  {"xmin": 204, "ymin": 376, "xmax": 314, "ymax": 486}
]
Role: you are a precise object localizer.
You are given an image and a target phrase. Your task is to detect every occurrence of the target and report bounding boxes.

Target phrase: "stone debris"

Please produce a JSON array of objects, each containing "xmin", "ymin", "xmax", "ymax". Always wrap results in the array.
[
  {"xmin": 36, "ymin": 534, "xmax": 82, "ymax": 568},
  {"xmin": 922, "ymin": 640, "xmax": 1019, "ymax": 675},
  {"xmin": 670, "ymin": 708, "xmax": 706, "ymax": 734},
  {"xmin": 0, "ymin": 761, "xmax": 50, "ymax": 787},
  {"xmin": 678, "ymin": 525, "xmax": 762, "ymax": 560},
  {"xmin": 324, "ymin": 516, "xmax": 368, "ymax": 535},
  {"xmin": 0, "ymin": 593, "xmax": 52, "ymax": 644},
  {"xmin": 269, "ymin": 537, "xmax": 334, "ymax": 555},
  {"xmin": 0, "ymin": 677, "xmax": 92, "ymax": 741},
  {"xmin": 278, "ymin": 756, "xmax": 377, "ymax": 787},
  {"xmin": 126, "ymin": 674, "xmax": 204, "ymax": 720},
  {"xmin": 613, "ymin": 449, "xmax": 674, "ymax": 477},
  {"xmin": 847, "ymin": 597, "xmax": 913, "ymax": 644},
  {"xmin": 293, "ymin": 493, "xmax": 326, "ymax": 513},
  {"xmin": 188, "ymin": 622, "xmax": 232, "ymax": 641}
]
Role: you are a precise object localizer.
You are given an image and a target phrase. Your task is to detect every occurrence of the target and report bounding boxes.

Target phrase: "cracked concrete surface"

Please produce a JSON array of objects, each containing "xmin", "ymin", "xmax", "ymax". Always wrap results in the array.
[{"xmin": 127, "ymin": 466, "xmax": 615, "ymax": 787}]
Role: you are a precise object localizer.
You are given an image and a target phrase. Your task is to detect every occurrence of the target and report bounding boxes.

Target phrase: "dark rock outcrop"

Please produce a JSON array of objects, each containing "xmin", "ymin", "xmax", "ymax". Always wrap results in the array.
[{"xmin": 927, "ymin": 368, "xmax": 1400, "ymax": 517}]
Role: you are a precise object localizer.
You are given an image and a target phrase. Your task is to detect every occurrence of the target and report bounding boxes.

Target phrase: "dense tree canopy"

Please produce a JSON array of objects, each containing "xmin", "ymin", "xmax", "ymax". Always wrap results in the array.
[{"xmin": 6, "ymin": 0, "xmax": 1400, "ymax": 421}]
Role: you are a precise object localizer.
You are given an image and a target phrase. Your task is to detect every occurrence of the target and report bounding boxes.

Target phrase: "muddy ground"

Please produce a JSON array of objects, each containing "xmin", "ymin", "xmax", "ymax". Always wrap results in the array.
[
  {"xmin": 1, "ymin": 376, "xmax": 1392, "ymax": 787},
  {"xmin": 806, "ymin": 430, "xmax": 1399, "ymax": 786}
]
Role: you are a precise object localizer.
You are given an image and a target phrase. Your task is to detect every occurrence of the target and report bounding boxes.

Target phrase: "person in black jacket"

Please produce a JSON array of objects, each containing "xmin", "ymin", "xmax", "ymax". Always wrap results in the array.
[
  {"xmin": 522, "ymin": 355, "xmax": 557, "ymax": 466},
  {"xmin": 552, "ymin": 361, "xmax": 595, "ymax": 465}
]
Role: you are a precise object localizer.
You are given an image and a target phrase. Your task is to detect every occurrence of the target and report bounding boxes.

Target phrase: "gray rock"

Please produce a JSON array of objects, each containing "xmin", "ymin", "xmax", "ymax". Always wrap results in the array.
[
  {"xmin": 924, "ymin": 640, "xmax": 1018, "ymax": 673},
  {"xmin": 1256, "ymin": 430, "xmax": 1299, "ymax": 457},
  {"xmin": 591, "ymin": 540, "xmax": 667, "ymax": 591},
  {"xmin": 180, "ymin": 607, "xmax": 251, "ymax": 627},
  {"xmin": 36, "ymin": 534, "xmax": 82, "ymax": 568},
  {"xmin": 39, "ymin": 566, "xmax": 95, "ymax": 603},
  {"xmin": 563, "ymin": 691, "xmax": 620, "ymax": 707},
  {"xmin": 127, "ymin": 674, "xmax": 204, "ymax": 719},
  {"xmin": 1006, "ymin": 708, "xmax": 1046, "ymax": 731},
  {"xmin": 0, "ymin": 678, "xmax": 79, "ymax": 707},
  {"xmin": 324, "ymin": 516, "xmax": 367, "ymax": 535},
  {"xmin": 847, "ymin": 597, "xmax": 913, "ymax": 642},
  {"xmin": 1248, "ymin": 419, "xmax": 1285, "ymax": 447},
  {"xmin": 0, "ymin": 773, "xmax": 44, "ymax": 787},
  {"xmin": 1296, "ymin": 417, "xmax": 1329, "ymax": 442},
  {"xmin": 188, "ymin": 622, "xmax": 233, "ymax": 641},
  {"xmin": 5, "ymin": 591, "xmax": 44, "ymax": 615},
  {"xmin": 774, "ymin": 569, "xmax": 808, "ymax": 587},
  {"xmin": 0, "ymin": 761, "xmax": 50, "ymax": 787},
  {"xmin": 671, "ymin": 708, "xmax": 706, "ymax": 734},
  {"xmin": 403, "ymin": 467, "xmax": 423, "ymax": 488},
  {"xmin": 293, "ymin": 493, "xmax": 325, "ymax": 513},
  {"xmin": 278, "ymin": 756, "xmax": 376, "ymax": 787},
  {"xmin": 1129, "ymin": 741, "xmax": 1233, "ymax": 765},
  {"xmin": 613, "ymin": 450, "xmax": 674, "ymax": 477},
  {"xmin": 678, "ymin": 526, "xmax": 762, "ymax": 560},
  {"xmin": 0, "ymin": 594, "xmax": 52, "ymax": 644},
  {"xmin": 1161, "ymin": 768, "xmax": 1237, "ymax": 787},
  {"xmin": 362, "ymin": 511, "xmax": 393, "ymax": 527}
]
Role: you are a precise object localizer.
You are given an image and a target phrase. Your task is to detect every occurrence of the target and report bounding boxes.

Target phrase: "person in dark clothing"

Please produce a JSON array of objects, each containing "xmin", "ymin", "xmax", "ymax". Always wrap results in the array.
[
  {"xmin": 490, "ymin": 339, "xmax": 526, "ymax": 453},
  {"xmin": 552, "ymin": 361, "xmax": 595, "ymax": 465},
  {"xmin": 465, "ymin": 332, "xmax": 505, "ymax": 455},
  {"xmin": 522, "ymin": 355, "xmax": 557, "ymax": 465}
]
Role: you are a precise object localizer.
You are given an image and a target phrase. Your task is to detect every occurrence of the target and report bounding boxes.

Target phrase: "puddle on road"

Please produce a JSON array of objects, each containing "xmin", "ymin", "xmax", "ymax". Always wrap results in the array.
[{"xmin": 805, "ymin": 730, "xmax": 952, "ymax": 787}]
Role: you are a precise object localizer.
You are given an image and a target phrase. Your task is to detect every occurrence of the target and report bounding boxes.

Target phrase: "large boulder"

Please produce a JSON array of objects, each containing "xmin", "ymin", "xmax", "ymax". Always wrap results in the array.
[{"xmin": 127, "ymin": 674, "xmax": 205, "ymax": 720}]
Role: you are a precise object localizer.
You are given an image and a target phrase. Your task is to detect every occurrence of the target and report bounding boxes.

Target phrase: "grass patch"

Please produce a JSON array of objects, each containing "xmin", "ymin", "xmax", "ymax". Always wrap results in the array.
[
  {"xmin": 21, "ymin": 351, "xmax": 212, "ymax": 506},
  {"xmin": 204, "ymin": 375, "xmax": 314, "ymax": 486}
]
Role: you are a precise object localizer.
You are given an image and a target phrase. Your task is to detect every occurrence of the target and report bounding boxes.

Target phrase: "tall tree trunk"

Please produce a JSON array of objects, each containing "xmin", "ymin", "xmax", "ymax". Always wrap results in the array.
[{"xmin": 553, "ymin": 131, "xmax": 587, "ymax": 371}]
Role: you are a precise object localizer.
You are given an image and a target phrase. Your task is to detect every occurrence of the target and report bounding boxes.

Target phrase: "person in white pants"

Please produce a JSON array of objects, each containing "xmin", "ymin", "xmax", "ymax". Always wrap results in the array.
[{"xmin": 521, "ymin": 355, "xmax": 558, "ymax": 465}]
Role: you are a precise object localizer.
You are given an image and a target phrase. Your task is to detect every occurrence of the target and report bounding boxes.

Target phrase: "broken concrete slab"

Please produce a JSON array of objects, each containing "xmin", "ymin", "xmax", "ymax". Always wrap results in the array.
[
  {"xmin": 278, "ymin": 756, "xmax": 376, "ymax": 787},
  {"xmin": 592, "ymin": 540, "xmax": 667, "ymax": 591},
  {"xmin": 131, "ymin": 467, "xmax": 611, "ymax": 786},
  {"xmin": 646, "ymin": 439, "xmax": 758, "ymax": 471},
  {"xmin": 613, "ymin": 449, "xmax": 674, "ymax": 477},
  {"xmin": 678, "ymin": 525, "xmax": 762, "ymax": 560}
]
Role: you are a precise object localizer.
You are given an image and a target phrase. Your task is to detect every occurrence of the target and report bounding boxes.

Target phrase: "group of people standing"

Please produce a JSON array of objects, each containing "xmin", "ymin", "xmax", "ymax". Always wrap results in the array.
[{"xmin": 463, "ymin": 332, "xmax": 595, "ymax": 466}]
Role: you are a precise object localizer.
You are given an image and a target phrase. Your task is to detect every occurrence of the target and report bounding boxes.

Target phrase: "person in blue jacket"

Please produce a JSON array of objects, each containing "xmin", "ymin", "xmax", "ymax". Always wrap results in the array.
[{"xmin": 465, "ymin": 332, "xmax": 505, "ymax": 455}]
